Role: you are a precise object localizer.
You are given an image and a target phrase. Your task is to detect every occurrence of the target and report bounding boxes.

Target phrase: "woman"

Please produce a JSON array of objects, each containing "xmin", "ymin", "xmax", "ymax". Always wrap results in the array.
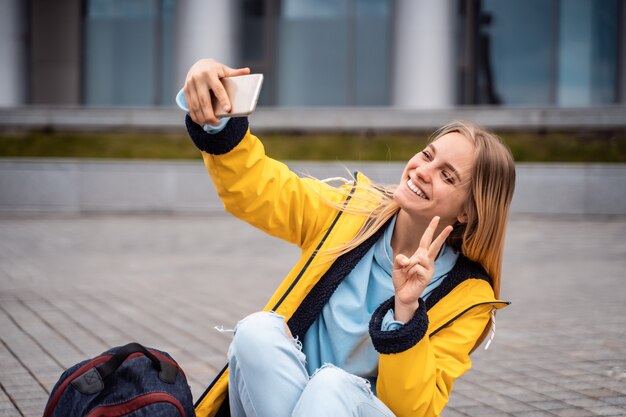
[{"xmin": 181, "ymin": 59, "xmax": 516, "ymax": 417}]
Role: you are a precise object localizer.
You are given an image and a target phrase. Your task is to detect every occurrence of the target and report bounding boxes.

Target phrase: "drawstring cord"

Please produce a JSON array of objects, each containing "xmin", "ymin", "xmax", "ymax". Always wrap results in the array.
[
  {"xmin": 214, "ymin": 325, "xmax": 235, "ymax": 333},
  {"xmin": 484, "ymin": 308, "xmax": 497, "ymax": 350}
]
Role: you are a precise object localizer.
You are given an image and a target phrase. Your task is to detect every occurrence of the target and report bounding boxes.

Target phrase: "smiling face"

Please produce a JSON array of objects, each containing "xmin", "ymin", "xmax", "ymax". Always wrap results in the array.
[{"xmin": 393, "ymin": 132, "xmax": 476, "ymax": 227}]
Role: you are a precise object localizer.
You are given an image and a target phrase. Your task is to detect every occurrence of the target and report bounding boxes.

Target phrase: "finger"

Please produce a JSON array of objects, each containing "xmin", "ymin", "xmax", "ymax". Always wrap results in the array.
[
  {"xmin": 416, "ymin": 252, "xmax": 432, "ymax": 269},
  {"xmin": 428, "ymin": 225, "xmax": 453, "ymax": 259},
  {"xmin": 185, "ymin": 83, "xmax": 204, "ymax": 125},
  {"xmin": 208, "ymin": 72, "xmax": 231, "ymax": 113},
  {"xmin": 223, "ymin": 65, "xmax": 251, "ymax": 77},
  {"xmin": 408, "ymin": 263, "xmax": 429, "ymax": 280},
  {"xmin": 393, "ymin": 254, "xmax": 410, "ymax": 270},
  {"xmin": 206, "ymin": 108, "xmax": 220, "ymax": 126},
  {"xmin": 408, "ymin": 248, "xmax": 427, "ymax": 266},
  {"xmin": 186, "ymin": 77, "xmax": 212, "ymax": 125},
  {"xmin": 419, "ymin": 216, "xmax": 440, "ymax": 251},
  {"xmin": 195, "ymin": 72, "xmax": 220, "ymax": 124}
]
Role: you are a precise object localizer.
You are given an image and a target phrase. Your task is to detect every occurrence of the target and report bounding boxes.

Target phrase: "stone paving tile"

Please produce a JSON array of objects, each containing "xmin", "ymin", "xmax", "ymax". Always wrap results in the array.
[
  {"xmin": 546, "ymin": 391, "xmax": 595, "ymax": 401},
  {"xmin": 490, "ymin": 399, "xmax": 537, "ymax": 414},
  {"xmin": 510, "ymin": 411, "xmax": 555, "ymax": 417},
  {"xmin": 454, "ymin": 405, "xmax": 514, "ymax": 416},
  {"xmin": 603, "ymin": 396, "xmax": 626, "ymax": 406},
  {"xmin": 1, "ymin": 298, "xmax": 85, "ymax": 369},
  {"xmin": 1, "ymin": 214, "xmax": 625, "ymax": 417},
  {"xmin": 550, "ymin": 408, "xmax": 597, "ymax": 417},
  {"xmin": 563, "ymin": 397, "xmax": 615, "ymax": 408},
  {"xmin": 583, "ymin": 406, "xmax": 626, "ymax": 416},
  {"xmin": 529, "ymin": 400, "xmax": 571, "ymax": 411},
  {"xmin": 604, "ymin": 382, "xmax": 626, "ymax": 396},
  {"xmin": 19, "ymin": 293, "xmax": 108, "ymax": 357},
  {"xmin": 441, "ymin": 409, "xmax": 472, "ymax": 417},
  {"xmin": 446, "ymin": 393, "xmax": 484, "ymax": 408}
]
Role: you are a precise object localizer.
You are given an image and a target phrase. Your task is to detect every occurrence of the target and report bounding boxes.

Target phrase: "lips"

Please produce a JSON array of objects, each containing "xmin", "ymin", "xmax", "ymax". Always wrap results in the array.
[{"xmin": 406, "ymin": 178, "xmax": 429, "ymax": 200}]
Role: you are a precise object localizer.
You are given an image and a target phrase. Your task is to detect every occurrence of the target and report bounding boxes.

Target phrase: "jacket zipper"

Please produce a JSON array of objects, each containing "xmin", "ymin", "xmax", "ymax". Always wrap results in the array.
[
  {"xmin": 86, "ymin": 392, "xmax": 185, "ymax": 417},
  {"xmin": 195, "ymin": 176, "xmax": 359, "ymax": 408},
  {"xmin": 429, "ymin": 301, "xmax": 511, "ymax": 337},
  {"xmin": 270, "ymin": 176, "xmax": 358, "ymax": 310}
]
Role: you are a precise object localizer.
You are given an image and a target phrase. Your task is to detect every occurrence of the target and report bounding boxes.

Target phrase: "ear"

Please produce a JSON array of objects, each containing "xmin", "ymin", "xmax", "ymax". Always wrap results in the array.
[{"xmin": 456, "ymin": 212, "xmax": 468, "ymax": 224}]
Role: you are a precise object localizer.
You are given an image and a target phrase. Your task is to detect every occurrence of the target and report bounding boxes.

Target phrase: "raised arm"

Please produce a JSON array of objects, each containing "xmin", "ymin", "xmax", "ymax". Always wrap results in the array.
[{"xmin": 183, "ymin": 60, "xmax": 349, "ymax": 248}]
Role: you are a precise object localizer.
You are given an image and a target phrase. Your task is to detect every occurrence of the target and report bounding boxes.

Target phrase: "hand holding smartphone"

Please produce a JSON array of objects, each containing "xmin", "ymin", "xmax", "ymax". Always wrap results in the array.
[
  {"xmin": 177, "ymin": 74, "xmax": 263, "ymax": 119},
  {"xmin": 210, "ymin": 74, "xmax": 264, "ymax": 118}
]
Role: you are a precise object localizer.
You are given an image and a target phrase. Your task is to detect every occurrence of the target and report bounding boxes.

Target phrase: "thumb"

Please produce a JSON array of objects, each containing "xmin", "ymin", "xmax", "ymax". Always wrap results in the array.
[{"xmin": 394, "ymin": 254, "xmax": 410, "ymax": 268}]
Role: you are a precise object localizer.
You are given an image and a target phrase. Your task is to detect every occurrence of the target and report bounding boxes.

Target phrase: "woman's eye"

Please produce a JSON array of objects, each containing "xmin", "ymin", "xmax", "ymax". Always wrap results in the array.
[
  {"xmin": 421, "ymin": 151, "xmax": 432, "ymax": 161},
  {"xmin": 443, "ymin": 172, "xmax": 455, "ymax": 184}
]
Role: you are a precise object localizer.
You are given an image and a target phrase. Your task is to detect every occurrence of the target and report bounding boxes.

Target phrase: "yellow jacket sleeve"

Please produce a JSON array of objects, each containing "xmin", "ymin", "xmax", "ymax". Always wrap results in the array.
[
  {"xmin": 371, "ymin": 287, "xmax": 494, "ymax": 417},
  {"xmin": 195, "ymin": 118, "xmax": 347, "ymax": 249}
]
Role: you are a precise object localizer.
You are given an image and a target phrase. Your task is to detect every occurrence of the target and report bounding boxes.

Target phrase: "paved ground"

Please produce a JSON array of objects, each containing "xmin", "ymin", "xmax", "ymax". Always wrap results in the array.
[{"xmin": 0, "ymin": 213, "xmax": 624, "ymax": 417}]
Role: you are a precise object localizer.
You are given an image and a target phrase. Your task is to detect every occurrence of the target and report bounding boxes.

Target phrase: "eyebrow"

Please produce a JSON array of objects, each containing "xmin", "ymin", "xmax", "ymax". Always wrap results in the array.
[{"xmin": 428, "ymin": 144, "xmax": 463, "ymax": 183}]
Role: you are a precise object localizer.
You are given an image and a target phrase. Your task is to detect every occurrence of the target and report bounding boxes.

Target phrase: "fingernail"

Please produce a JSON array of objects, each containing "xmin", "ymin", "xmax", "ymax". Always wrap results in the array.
[{"xmin": 224, "ymin": 104, "xmax": 230, "ymax": 111}]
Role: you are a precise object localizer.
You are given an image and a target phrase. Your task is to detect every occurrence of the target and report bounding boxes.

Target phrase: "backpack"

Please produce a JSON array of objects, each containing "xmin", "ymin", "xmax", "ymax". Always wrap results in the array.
[{"xmin": 43, "ymin": 342, "xmax": 195, "ymax": 417}]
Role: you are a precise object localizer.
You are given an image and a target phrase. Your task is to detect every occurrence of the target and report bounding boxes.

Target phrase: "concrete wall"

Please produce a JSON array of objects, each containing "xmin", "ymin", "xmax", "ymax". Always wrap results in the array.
[
  {"xmin": 1, "ymin": 160, "xmax": 624, "ymax": 215},
  {"xmin": 1, "ymin": 106, "xmax": 626, "ymax": 132}
]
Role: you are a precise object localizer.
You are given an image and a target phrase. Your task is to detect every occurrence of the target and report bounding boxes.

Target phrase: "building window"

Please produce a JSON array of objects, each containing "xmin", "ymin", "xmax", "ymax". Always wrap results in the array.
[
  {"xmin": 241, "ymin": 0, "xmax": 392, "ymax": 106},
  {"xmin": 462, "ymin": 0, "xmax": 621, "ymax": 107},
  {"xmin": 83, "ymin": 0, "xmax": 175, "ymax": 106},
  {"xmin": 464, "ymin": 0, "xmax": 556, "ymax": 106},
  {"xmin": 557, "ymin": 0, "xmax": 620, "ymax": 106}
]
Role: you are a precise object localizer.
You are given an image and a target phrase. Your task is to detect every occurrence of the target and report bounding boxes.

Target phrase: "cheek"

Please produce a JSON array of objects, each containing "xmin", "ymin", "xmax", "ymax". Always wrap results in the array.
[
  {"xmin": 443, "ymin": 187, "xmax": 467, "ymax": 208},
  {"xmin": 400, "ymin": 165, "xmax": 413, "ymax": 182},
  {"xmin": 403, "ymin": 156, "xmax": 420, "ymax": 175},
  {"xmin": 452, "ymin": 190, "xmax": 469, "ymax": 210}
]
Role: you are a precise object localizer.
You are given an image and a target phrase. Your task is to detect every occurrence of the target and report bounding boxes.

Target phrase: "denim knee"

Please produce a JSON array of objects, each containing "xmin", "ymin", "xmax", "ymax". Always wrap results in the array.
[
  {"xmin": 293, "ymin": 365, "xmax": 389, "ymax": 417},
  {"xmin": 228, "ymin": 311, "xmax": 289, "ymax": 364},
  {"xmin": 307, "ymin": 365, "xmax": 372, "ymax": 398}
]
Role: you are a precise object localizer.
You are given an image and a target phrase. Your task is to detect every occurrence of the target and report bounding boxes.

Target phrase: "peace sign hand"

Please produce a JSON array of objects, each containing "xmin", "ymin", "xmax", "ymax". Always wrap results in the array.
[{"xmin": 392, "ymin": 216, "xmax": 453, "ymax": 323}]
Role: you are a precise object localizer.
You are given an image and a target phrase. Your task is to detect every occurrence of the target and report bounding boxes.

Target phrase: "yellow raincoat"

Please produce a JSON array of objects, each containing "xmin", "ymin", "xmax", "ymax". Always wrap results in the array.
[{"xmin": 188, "ymin": 118, "xmax": 509, "ymax": 417}]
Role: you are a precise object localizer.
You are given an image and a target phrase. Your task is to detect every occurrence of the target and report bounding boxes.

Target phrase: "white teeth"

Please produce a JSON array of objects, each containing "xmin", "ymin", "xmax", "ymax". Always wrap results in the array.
[{"xmin": 407, "ymin": 179, "xmax": 427, "ymax": 199}]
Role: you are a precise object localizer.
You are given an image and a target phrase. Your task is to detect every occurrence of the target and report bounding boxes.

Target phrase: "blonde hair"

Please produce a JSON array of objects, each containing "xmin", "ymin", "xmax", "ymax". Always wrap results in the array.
[{"xmin": 325, "ymin": 121, "xmax": 516, "ymax": 298}]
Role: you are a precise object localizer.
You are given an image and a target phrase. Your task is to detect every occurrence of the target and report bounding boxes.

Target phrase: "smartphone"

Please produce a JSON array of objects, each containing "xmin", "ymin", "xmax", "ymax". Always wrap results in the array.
[{"xmin": 211, "ymin": 74, "xmax": 264, "ymax": 118}]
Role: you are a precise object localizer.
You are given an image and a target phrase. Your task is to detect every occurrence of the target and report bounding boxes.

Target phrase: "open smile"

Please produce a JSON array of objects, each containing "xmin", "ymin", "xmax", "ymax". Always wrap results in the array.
[{"xmin": 406, "ymin": 178, "xmax": 429, "ymax": 200}]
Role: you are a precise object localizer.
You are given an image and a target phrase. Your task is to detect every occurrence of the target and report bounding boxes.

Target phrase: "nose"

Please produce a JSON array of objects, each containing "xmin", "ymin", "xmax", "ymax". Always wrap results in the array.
[{"xmin": 414, "ymin": 163, "xmax": 432, "ymax": 183}]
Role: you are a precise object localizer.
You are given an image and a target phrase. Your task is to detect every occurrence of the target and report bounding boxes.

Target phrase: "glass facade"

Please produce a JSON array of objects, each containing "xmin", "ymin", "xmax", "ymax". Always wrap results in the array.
[
  {"xmin": 476, "ymin": 0, "xmax": 556, "ymax": 106},
  {"xmin": 240, "ymin": 0, "xmax": 391, "ymax": 106},
  {"xmin": 557, "ymin": 0, "xmax": 620, "ymax": 106},
  {"xmin": 472, "ymin": 0, "xmax": 621, "ymax": 107},
  {"xmin": 79, "ymin": 0, "xmax": 624, "ymax": 108},
  {"xmin": 83, "ymin": 0, "xmax": 175, "ymax": 106}
]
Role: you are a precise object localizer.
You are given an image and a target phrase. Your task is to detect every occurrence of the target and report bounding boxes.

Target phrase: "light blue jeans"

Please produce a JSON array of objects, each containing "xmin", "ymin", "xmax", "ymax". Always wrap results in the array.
[{"xmin": 227, "ymin": 312, "xmax": 396, "ymax": 417}]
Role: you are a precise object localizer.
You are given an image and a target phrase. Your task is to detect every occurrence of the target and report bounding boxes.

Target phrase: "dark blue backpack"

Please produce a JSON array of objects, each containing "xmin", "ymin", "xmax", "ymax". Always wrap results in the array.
[{"xmin": 43, "ymin": 343, "xmax": 195, "ymax": 417}]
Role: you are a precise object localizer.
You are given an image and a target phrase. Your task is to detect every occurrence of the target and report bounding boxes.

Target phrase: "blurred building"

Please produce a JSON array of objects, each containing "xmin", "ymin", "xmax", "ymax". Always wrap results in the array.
[{"xmin": 1, "ymin": 0, "xmax": 625, "ymax": 111}]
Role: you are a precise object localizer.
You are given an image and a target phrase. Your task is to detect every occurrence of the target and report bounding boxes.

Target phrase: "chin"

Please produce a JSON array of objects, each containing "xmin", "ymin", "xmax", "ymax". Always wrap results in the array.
[
  {"xmin": 392, "ymin": 188, "xmax": 409, "ymax": 207},
  {"xmin": 394, "ymin": 189, "xmax": 426, "ymax": 216}
]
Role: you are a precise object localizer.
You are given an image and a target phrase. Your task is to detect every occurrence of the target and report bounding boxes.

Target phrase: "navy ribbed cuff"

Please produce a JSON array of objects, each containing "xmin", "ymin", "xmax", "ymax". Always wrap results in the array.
[
  {"xmin": 369, "ymin": 296, "xmax": 429, "ymax": 354},
  {"xmin": 185, "ymin": 114, "xmax": 249, "ymax": 155}
]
